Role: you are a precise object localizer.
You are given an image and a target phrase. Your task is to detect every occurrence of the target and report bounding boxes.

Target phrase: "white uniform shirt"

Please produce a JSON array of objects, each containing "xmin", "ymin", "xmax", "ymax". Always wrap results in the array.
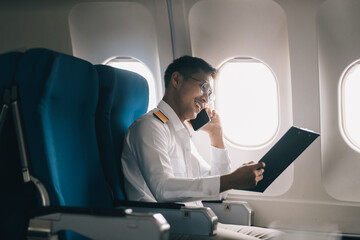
[{"xmin": 121, "ymin": 100, "xmax": 231, "ymax": 206}]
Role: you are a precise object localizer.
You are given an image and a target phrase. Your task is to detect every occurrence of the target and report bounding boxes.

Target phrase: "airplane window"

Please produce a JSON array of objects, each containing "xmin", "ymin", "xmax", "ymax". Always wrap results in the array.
[
  {"xmin": 104, "ymin": 57, "xmax": 156, "ymax": 111},
  {"xmin": 215, "ymin": 58, "xmax": 279, "ymax": 148},
  {"xmin": 340, "ymin": 60, "xmax": 360, "ymax": 151}
]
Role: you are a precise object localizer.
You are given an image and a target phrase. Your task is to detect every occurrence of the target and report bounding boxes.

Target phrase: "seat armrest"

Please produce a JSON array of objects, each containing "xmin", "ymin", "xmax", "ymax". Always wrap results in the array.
[
  {"xmin": 30, "ymin": 206, "xmax": 127, "ymax": 217},
  {"xmin": 115, "ymin": 201, "xmax": 218, "ymax": 236},
  {"xmin": 116, "ymin": 200, "xmax": 184, "ymax": 209},
  {"xmin": 29, "ymin": 206, "xmax": 170, "ymax": 240},
  {"xmin": 202, "ymin": 200, "xmax": 253, "ymax": 226}
]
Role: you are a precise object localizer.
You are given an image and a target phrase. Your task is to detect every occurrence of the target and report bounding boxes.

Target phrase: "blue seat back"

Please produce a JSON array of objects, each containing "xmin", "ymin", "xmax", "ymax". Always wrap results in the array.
[
  {"xmin": 14, "ymin": 48, "xmax": 113, "ymax": 209},
  {"xmin": 0, "ymin": 51, "xmax": 24, "ymax": 191},
  {"xmin": 0, "ymin": 52, "xmax": 37, "ymax": 240},
  {"xmin": 0, "ymin": 52, "xmax": 22, "ymax": 92},
  {"xmin": 95, "ymin": 64, "xmax": 149, "ymax": 201}
]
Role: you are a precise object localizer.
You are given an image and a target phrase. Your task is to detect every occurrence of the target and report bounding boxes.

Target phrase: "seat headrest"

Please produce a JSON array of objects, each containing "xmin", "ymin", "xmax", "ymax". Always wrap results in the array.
[{"xmin": 0, "ymin": 52, "xmax": 23, "ymax": 93}]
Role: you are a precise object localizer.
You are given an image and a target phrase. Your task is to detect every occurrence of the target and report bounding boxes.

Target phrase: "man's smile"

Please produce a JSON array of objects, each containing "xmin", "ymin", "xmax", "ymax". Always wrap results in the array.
[{"xmin": 194, "ymin": 101, "xmax": 204, "ymax": 112}]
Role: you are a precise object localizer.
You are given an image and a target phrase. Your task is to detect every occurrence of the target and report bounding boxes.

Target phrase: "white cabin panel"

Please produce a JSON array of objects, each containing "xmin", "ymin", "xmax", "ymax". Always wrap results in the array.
[{"xmin": 318, "ymin": 0, "xmax": 360, "ymax": 202}]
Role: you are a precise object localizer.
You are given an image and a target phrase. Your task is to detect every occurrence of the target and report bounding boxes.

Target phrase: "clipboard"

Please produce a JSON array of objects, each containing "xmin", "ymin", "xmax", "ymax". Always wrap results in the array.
[{"xmin": 248, "ymin": 126, "xmax": 320, "ymax": 192}]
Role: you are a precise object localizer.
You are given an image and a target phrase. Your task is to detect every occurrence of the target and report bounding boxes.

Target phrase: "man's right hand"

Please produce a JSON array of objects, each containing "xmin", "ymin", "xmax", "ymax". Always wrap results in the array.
[{"xmin": 220, "ymin": 161, "xmax": 265, "ymax": 192}]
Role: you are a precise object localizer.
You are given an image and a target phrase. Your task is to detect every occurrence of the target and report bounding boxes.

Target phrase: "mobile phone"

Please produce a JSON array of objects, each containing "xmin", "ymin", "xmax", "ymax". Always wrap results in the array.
[{"xmin": 190, "ymin": 108, "xmax": 211, "ymax": 131}]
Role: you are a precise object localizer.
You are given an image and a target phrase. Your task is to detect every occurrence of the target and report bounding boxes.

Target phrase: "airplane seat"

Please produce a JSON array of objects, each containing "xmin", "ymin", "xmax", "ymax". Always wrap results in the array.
[
  {"xmin": 0, "ymin": 51, "xmax": 37, "ymax": 240},
  {"xmin": 12, "ymin": 48, "xmax": 169, "ymax": 240},
  {"xmin": 95, "ymin": 64, "xmax": 218, "ymax": 236},
  {"xmin": 95, "ymin": 64, "xmax": 149, "ymax": 202},
  {"xmin": 15, "ymin": 48, "xmax": 112, "ymax": 208}
]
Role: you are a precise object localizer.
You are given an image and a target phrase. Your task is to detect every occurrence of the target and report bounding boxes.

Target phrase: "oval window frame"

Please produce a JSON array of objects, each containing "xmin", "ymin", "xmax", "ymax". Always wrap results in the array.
[
  {"xmin": 339, "ymin": 59, "xmax": 360, "ymax": 152},
  {"xmin": 215, "ymin": 57, "xmax": 280, "ymax": 149}
]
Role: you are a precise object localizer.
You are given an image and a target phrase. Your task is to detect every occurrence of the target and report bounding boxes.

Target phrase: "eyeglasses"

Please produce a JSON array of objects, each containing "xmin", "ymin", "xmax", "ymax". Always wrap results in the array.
[{"xmin": 182, "ymin": 73, "xmax": 215, "ymax": 102}]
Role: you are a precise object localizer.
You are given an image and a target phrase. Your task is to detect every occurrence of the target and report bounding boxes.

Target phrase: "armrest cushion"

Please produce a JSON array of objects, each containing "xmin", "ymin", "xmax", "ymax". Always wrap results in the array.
[
  {"xmin": 115, "ymin": 200, "xmax": 184, "ymax": 209},
  {"xmin": 202, "ymin": 200, "xmax": 223, "ymax": 204},
  {"xmin": 31, "ymin": 206, "xmax": 127, "ymax": 218}
]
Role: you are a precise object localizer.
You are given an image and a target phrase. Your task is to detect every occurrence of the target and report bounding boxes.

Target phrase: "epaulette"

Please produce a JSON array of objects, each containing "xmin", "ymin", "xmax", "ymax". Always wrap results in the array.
[{"xmin": 153, "ymin": 110, "xmax": 169, "ymax": 124}]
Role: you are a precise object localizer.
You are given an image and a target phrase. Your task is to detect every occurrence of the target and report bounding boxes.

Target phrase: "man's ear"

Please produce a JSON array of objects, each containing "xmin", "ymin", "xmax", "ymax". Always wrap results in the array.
[{"xmin": 171, "ymin": 72, "xmax": 182, "ymax": 88}]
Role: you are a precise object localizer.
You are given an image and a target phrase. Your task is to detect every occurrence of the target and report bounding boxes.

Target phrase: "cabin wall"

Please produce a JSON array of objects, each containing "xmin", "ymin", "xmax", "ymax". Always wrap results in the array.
[
  {"xmin": 237, "ymin": 0, "xmax": 360, "ymax": 233},
  {"xmin": 318, "ymin": 0, "xmax": 360, "ymax": 202},
  {"xmin": 0, "ymin": 3, "xmax": 73, "ymax": 55}
]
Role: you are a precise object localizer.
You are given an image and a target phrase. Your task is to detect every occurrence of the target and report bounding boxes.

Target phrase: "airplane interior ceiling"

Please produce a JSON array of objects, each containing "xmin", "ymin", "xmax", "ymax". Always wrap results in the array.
[{"xmin": 1, "ymin": 0, "xmax": 360, "ymax": 235}]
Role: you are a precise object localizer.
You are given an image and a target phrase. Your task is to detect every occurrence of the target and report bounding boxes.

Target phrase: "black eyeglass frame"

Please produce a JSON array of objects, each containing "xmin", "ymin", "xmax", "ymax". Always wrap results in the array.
[{"xmin": 181, "ymin": 73, "xmax": 215, "ymax": 101}]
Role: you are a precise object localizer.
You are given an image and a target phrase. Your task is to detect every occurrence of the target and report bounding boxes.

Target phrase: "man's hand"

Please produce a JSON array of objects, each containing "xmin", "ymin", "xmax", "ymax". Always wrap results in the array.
[
  {"xmin": 220, "ymin": 161, "xmax": 265, "ymax": 192},
  {"xmin": 201, "ymin": 108, "xmax": 225, "ymax": 149}
]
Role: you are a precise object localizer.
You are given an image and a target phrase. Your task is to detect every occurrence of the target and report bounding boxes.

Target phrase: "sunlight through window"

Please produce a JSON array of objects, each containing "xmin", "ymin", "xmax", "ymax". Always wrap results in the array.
[
  {"xmin": 105, "ymin": 57, "xmax": 156, "ymax": 111},
  {"xmin": 340, "ymin": 60, "xmax": 360, "ymax": 151},
  {"xmin": 215, "ymin": 58, "xmax": 279, "ymax": 148}
]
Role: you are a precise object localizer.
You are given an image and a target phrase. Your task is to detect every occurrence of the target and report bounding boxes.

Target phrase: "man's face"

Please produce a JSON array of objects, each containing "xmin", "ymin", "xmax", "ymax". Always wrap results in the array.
[{"xmin": 174, "ymin": 69, "xmax": 214, "ymax": 121}]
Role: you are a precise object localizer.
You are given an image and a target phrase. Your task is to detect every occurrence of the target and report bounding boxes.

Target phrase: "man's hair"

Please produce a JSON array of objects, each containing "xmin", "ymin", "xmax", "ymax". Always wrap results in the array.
[{"xmin": 164, "ymin": 56, "xmax": 216, "ymax": 88}]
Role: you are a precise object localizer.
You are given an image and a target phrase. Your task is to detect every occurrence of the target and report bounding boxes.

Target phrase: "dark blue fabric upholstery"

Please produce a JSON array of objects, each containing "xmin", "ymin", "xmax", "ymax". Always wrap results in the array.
[
  {"xmin": 0, "ymin": 52, "xmax": 37, "ymax": 240},
  {"xmin": 95, "ymin": 64, "xmax": 149, "ymax": 201},
  {"xmin": 13, "ymin": 49, "xmax": 117, "ymax": 240},
  {"xmin": 0, "ymin": 52, "xmax": 22, "ymax": 92},
  {"xmin": 14, "ymin": 48, "xmax": 113, "ymax": 209},
  {"xmin": 0, "ymin": 52, "xmax": 24, "ymax": 192}
]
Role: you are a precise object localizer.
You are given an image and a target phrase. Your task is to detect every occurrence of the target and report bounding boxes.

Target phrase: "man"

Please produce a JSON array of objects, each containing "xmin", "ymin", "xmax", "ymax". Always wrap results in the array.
[{"xmin": 121, "ymin": 56, "xmax": 282, "ymax": 239}]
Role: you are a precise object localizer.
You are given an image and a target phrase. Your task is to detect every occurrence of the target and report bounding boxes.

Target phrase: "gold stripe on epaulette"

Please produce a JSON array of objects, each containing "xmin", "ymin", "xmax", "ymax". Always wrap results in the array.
[{"xmin": 153, "ymin": 110, "xmax": 169, "ymax": 124}]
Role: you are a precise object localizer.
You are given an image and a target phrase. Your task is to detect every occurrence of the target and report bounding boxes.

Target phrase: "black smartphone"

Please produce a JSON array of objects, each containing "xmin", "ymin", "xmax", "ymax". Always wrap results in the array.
[{"xmin": 190, "ymin": 108, "xmax": 211, "ymax": 131}]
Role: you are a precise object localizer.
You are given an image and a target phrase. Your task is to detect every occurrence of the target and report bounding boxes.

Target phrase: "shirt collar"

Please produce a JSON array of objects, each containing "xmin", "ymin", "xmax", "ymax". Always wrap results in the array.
[{"xmin": 157, "ymin": 100, "xmax": 191, "ymax": 134}]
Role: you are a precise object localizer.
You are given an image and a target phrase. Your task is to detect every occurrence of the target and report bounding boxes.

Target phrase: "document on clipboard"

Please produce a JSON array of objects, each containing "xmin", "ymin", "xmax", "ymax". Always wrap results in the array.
[{"xmin": 248, "ymin": 126, "xmax": 320, "ymax": 193}]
